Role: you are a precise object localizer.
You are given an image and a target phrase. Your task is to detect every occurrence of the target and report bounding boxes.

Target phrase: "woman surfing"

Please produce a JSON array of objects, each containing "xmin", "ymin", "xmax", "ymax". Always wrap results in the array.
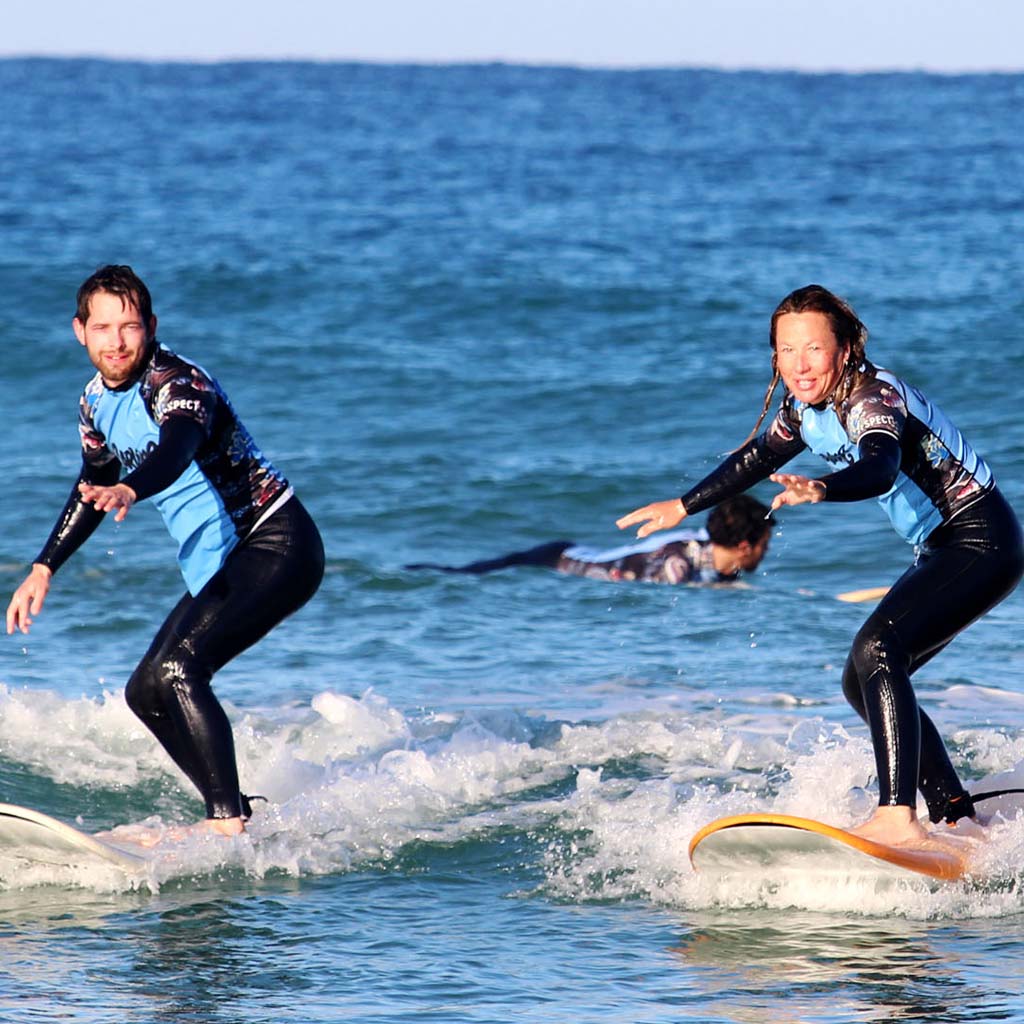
[{"xmin": 617, "ymin": 284, "xmax": 1023, "ymax": 847}]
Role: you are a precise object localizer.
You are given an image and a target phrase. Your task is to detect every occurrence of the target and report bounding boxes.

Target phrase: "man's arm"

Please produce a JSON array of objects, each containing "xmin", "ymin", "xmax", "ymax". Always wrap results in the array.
[
  {"xmin": 6, "ymin": 459, "xmax": 119, "ymax": 634},
  {"xmin": 77, "ymin": 417, "xmax": 206, "ymax": 521},
  {"xmin": 120, "ymin": 417, "xmax": 205, "ymax": 501},
  {"xmin": 36, "ymin": 459, "xmax": 120, "ymax": 573}
]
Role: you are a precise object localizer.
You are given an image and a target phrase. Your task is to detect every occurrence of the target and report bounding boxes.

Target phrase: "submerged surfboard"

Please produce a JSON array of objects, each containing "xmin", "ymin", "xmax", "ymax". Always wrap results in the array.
[
  {"xmin": 688, "ymin": 813, "xmax": 973, "ymax": 882},
  {"xmin": 0, "ymin": 801, "xmax": 151, "ymax": 873}
]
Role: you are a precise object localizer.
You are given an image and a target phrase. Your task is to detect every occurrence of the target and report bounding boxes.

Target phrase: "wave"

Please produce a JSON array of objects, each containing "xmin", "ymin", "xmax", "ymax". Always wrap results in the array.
[{"xmin": 1, "ymin": 683, "xmax": 1023, "ymax": 917}]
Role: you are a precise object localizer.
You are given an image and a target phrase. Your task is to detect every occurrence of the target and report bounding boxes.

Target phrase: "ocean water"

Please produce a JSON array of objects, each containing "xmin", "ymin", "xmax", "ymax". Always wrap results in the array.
[{"xmin": 2, "ymin": 59, "xmax": 1024, "ymax": 1023}]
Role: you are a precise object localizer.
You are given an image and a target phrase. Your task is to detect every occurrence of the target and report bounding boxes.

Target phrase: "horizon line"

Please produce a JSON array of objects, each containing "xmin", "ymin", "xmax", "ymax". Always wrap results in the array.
[{"xmin": 3, "ymin": 52, "xmax": 1024, "ymax": 75}]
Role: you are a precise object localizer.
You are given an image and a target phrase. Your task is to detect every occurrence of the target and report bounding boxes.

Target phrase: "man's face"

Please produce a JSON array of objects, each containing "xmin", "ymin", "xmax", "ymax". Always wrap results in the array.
[
  {"xmin": 737, "ymin": 533, "xmax": 771, "ymax": 572},
  {"xmin": 73, "ymin": 290, "xmax": 155, "ymax": 387}
]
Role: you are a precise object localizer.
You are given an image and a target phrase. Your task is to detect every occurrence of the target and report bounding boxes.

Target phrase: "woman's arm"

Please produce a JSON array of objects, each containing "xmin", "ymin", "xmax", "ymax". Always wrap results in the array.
[
  {"xmin": 618, "ymin": 433, "xmax": 800, "ymax": 537},
  {"xmin": 817, "ymin": 432, "xmax": 901, "ymax": 501},
  {"xmin": 769, "ymin": 432, "xmax": 901, "ymax": 510}
]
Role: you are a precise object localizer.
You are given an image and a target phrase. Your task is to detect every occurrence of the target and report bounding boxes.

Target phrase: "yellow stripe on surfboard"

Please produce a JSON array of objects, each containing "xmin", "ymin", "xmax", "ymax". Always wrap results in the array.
[
  {"xmin": 688, "ymin": 812, "xmax": 971, "ymax": 881},
  {"xmin": 836, "ymin": 586, "xmax": 891, "ymax": 603}
]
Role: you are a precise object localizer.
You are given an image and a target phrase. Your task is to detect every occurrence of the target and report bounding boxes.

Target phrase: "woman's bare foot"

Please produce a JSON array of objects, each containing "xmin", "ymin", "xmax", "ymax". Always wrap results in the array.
[
  {"xmin": 849, "ymin": 805, "xmax": 931, "ymax": 846},
  {"xmin": 203, "ymin": 816, "xmax": 246, "ymax": 837},
  {"xmin": 98, "ymin": 822, "xmax": 166, "ymax": 848}
]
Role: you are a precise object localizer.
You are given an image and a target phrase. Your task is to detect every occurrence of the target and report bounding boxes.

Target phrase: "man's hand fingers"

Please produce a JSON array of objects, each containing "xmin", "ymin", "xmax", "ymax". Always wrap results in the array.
[
  {"xmin": 79, "ymin": 484, "xmax": 134, "ymax": 519},
  {"xmin": 7, "ymin": 599, "xmax": 30, "ymax": 635}
]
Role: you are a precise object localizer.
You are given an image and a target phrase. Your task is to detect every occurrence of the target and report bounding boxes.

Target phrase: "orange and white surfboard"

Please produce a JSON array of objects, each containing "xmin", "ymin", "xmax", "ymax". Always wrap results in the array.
[{"xmin": 688, "ymin": 813, "xmax": 974, "ymax": 882}]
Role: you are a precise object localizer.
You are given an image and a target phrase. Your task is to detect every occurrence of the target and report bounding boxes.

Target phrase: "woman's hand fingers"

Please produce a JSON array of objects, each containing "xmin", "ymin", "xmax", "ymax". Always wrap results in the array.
[
  {"xmin": 616, "ymin": 499, "xmax": 686, "ymax": 537},
  {"xmin": 615, "ymin": 508, "xmax": 649, "ymax": 529},
  {"xmin": 769, "ymin": 474, "xmax": 825, "ymax": 510}
]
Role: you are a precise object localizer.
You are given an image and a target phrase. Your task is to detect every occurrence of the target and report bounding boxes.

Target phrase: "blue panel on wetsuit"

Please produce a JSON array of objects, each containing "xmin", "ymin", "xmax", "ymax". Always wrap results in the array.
[
  {"xmin": 785, "ymin": 368, "xmax": 993, "ymax": 547},
  {"xmin": 562, "ymin": 528, "xmax": 708, "ymax": 564},
  {"xmin": 82, "ymin": 375, "xmax": 235, "ymax": 594}
]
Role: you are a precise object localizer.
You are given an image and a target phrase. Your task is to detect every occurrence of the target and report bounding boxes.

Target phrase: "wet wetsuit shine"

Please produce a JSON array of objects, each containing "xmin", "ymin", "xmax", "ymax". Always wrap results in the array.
[
  {"xmin": 35, "ymin": 343, "xmax": 324, "ymax": 819},
  {"xmin": 679, "ymin": 366, "xmax": 1023, "ymax": 822},
  {"xmin": 407, "ymin": 530, "xmax": 734, "ymax": 584}
]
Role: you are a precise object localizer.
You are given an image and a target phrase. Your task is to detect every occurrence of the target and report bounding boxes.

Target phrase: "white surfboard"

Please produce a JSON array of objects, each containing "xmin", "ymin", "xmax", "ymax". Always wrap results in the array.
[
  {"xmin": 689, "ymin": 813, "xmax": 974, "ymax": 882},
  {"xmin": 0, "ymin": 802, "xmax": 151, "ymax": 872}
]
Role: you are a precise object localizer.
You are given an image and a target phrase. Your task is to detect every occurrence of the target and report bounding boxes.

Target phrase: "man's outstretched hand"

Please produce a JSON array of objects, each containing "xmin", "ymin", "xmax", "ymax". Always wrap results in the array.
[{"xmin": 6, "ymin": 563, "xmax": 53, "ymax": 635}]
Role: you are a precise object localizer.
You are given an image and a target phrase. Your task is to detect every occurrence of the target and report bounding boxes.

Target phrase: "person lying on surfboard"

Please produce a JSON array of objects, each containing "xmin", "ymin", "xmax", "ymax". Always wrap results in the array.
[
  {"xmin": 617, "ymin": 284, "xmax": 1023, "ymax": 848},
  {"xmin": 5, "ymin": 265, "xmax": 325, "ymax": 839},
  {"xmin": 405, "ymin": 495, "xmax": 773, "ymax": 584}
]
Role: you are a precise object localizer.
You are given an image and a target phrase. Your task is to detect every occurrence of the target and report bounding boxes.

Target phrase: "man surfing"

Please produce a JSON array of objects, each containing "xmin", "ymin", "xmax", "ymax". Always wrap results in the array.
[{"xmin": 6, "ymin": 265, "xmax": 325, "ymax": 838}]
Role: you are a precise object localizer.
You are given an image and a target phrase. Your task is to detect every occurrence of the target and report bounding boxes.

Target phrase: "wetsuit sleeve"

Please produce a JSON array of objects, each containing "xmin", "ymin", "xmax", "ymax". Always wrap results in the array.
[
  {"xmin": 34, "ymin": 459, "xmax": 121, "ymax": 573},
  {"xmin": 819, "ymin": 432, "xmax": 902, "ymax": 502},
  {"xmin": 680, "ymin": 433, "xmax": 801, "ymax": 516},
  {"xmin": 121, "ymin": 417, "xmax": 206, "ymax": 502}
]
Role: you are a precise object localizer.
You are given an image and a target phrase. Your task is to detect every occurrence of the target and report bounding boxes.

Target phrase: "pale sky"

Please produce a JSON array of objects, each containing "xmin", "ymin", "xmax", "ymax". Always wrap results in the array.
[{"xmin": 4, "ymin": 0, "xmax": 1023, "ymax": 72}]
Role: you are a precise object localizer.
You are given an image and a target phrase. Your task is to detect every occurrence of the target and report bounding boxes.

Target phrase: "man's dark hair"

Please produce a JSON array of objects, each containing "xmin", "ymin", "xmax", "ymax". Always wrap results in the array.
[
  {"xmin": 706, "ymin": 495, "xmax": 773, "ymax": 547},
  {"xmin": 76, "ymin": 264, "xmax": 154, "ymax": 329}
]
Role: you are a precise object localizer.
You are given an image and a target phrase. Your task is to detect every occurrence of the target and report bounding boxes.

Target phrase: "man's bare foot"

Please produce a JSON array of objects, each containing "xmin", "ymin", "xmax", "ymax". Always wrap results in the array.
[
  {"xmin": 99, "ymin": 816, "xmax": 245, "ymax": 849},
  {"xmin": 849, "ymin": 805, "xmax": 931, "ymax": 846}
]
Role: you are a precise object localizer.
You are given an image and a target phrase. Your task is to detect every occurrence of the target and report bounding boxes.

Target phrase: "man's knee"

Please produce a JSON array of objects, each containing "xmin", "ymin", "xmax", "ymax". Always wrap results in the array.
[
  {"xmin": 125, "ymin": 661, "xmax": 160, "ymax": 719},
  {"xmin": 125, "ymin": 651, "xmax": 210, "ymax": 718}
]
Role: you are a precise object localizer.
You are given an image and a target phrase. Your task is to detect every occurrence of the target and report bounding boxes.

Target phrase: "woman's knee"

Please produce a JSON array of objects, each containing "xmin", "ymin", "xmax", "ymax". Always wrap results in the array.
[
  {"xmin": 849, "ymin": 615, "xmax": 907, "ymax": 683},
  {"xmin": 841, "ymin": 654, "xmax": 865, "ymax": 717}
]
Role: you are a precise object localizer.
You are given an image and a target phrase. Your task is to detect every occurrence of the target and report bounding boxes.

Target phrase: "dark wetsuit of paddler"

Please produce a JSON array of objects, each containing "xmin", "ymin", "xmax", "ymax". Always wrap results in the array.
[{"xmin": 406, "ymin": 495, "xmax": 774, "ymax": 584}]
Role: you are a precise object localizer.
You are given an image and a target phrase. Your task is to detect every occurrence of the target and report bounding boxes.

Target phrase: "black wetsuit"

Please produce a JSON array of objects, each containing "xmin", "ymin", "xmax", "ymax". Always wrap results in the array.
[
  {"xmin": 406, "ymin": 530, "xmax": 733, "ymax": 584},
  {"xmin": 35, "ymin": 343, "xmax": 324, "ymax": 819},
  {"xmin": 681, "ymin": 367, "xmax": 1023, "ymax": 822}
]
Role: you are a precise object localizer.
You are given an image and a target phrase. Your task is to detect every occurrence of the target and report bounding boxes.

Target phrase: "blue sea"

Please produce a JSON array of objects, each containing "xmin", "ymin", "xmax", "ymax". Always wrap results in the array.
[{"xmin": 2, "ymin": 59, "xmax": 1024, "ymax": 1023}]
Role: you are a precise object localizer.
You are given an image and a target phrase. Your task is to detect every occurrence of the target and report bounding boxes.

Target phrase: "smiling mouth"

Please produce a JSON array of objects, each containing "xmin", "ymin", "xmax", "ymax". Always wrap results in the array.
[{"xmin": 101, "ymin": 353, "xmax": 136, "ymax": 378}]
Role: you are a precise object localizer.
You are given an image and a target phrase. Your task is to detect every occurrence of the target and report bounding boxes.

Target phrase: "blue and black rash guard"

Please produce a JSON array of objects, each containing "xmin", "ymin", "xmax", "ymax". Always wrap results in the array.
[
  {"xmin": 38, "ymin": 343, "xmax": 292, "ymax": 594},
  {"xmin": 557, "ymin": 530, "xmax": 726, "ymax": 583},
  {"xmin": 681, "ymin": 367, "xmax": 993, "ymax": 545}
]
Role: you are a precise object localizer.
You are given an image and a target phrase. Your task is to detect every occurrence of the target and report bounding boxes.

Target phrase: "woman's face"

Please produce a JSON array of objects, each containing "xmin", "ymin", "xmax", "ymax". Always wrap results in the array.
[{"xmin": 774, "ymin": 311, "xmax": 849, "ymax": 406}]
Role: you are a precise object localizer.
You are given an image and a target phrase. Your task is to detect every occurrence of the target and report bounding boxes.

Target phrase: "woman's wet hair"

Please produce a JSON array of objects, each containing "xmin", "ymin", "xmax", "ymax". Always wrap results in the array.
[
  {"xmin": 741, "ymin": 284, "xmax": 871, "ymax": 445},
  {"xmin": 76, "ymin": 264, "xmax": 154, "ymax": 329}
]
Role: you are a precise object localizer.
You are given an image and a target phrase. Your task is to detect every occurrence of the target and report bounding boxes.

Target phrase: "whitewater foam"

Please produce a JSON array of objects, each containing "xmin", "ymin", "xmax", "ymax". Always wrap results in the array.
[{"xmin": 3, "ymin": 683, "xmax": 1024, "ymax": 916}]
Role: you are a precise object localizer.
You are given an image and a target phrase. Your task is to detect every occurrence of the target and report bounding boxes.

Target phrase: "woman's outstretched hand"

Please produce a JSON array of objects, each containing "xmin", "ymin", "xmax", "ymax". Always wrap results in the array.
[
  {"xmin": 616, "ymin": 499, "xmax": 687, "ymax": 539},
  {"xmin": 769, "ymin": 473, "xmax": 825, "ymax": 510}
]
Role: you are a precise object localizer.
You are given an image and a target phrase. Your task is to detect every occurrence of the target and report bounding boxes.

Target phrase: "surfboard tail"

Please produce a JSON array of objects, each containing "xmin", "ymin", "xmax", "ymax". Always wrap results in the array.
[{"xmin": 689, "ymin": 812, "xmax": 972, "ymax": 882}]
